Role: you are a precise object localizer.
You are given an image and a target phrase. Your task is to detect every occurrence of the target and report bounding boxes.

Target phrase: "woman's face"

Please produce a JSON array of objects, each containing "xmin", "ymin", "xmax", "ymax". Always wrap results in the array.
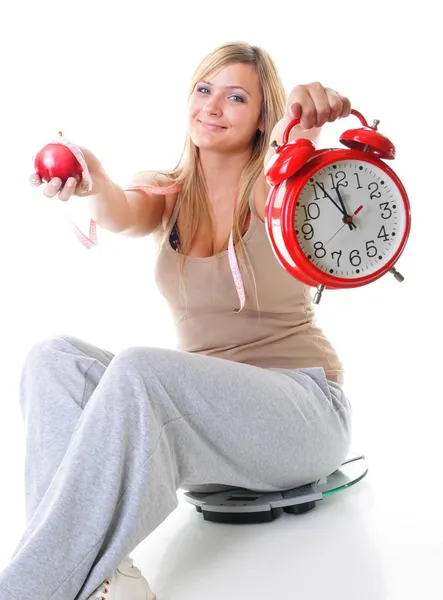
[{"xmin": 188, "ymin": 62, "xmax": 263, "ymax": 155}]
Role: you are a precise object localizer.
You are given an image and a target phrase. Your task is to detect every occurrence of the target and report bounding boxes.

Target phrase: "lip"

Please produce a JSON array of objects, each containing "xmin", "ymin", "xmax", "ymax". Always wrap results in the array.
[{"xmin": 199, "ymin": 120, "xmax": 226, "ymax": 131}]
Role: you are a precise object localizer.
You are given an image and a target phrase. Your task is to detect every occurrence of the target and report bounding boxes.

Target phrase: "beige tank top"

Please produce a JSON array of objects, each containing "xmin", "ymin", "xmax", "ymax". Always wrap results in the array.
[{"xmin": 153, "ymin": 192, "xmax": 344, "ymax": 384}]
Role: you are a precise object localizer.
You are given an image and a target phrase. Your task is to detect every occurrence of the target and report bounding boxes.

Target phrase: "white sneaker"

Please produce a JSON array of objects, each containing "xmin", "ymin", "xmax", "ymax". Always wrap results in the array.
[{"xmin": 88, "ymin": 556, "xmax": 156, "ymax": 600}]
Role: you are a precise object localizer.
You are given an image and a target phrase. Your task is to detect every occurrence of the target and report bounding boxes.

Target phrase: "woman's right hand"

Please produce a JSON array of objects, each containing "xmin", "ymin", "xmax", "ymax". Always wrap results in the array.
[{"xmin": 29, "ymin": 146, "xmax": 106, "ymax": 202}]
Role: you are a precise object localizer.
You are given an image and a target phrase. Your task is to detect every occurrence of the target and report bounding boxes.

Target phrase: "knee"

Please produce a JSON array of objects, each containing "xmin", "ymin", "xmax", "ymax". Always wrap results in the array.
[
  {"xmin": 113, "ymin": 346, "xmax": 165, "ymax": 367},
  {"xmin": 24, "ymin": 335, "xmax": 74, "ymax": 362},
  {"xmin": 112, "ymin": 346, "xmax": 177, "ymax": 379},
  {"xmin": 22, "ymin": 335, "xmax": 91, "ymax": 374}
]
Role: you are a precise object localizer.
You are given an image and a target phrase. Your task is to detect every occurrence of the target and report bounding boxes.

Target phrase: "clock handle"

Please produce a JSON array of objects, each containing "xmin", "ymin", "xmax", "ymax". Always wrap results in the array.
[
  {"xmin": 282, "ymin": 108, "xmax": 372, "ymax": 144},
  {"xmin": 282, "ymin": 109, "xmax": 370, "ymax": 145},
  {"xmin": 348, "ymin": 109, "xmax": 369, "ymax": 128}
]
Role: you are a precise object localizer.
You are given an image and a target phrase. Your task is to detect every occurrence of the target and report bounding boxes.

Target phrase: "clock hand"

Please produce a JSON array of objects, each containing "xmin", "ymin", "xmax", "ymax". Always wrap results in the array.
[
  {"xmin": 324, "ymin": 204, "xmax": 364, "ymax": 247},
  {"xmin": 336, "ymin": 184, "xmax": 356, "ymax": 231},
  {"xmin": 315, "ymin": 182, "xmax": 349, "ymax": 219}
]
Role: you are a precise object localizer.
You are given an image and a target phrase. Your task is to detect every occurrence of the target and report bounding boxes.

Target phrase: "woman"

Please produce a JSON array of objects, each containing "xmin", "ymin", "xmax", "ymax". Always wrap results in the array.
[{"xmin": 1, "ymin": 42, "xmax": 352, "ymax": 600}]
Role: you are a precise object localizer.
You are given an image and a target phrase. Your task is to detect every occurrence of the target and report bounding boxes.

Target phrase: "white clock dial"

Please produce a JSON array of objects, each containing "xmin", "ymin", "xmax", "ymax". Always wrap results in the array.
[{"xmin": 294, "ymin": 160, "xmax": 407, "ymax": 278}]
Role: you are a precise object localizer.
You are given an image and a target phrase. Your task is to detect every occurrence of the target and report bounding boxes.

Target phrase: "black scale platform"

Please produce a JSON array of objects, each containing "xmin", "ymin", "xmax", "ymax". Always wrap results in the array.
[{"xmin": 183, "ymin": 453, "xmax": 368, "ymax": 524}]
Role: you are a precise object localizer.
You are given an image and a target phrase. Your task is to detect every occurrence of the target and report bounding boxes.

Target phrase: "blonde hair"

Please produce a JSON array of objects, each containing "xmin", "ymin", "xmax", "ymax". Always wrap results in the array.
[{"xmin": 159, "ymin": 41, "xmax": 287, "ymax": 307}]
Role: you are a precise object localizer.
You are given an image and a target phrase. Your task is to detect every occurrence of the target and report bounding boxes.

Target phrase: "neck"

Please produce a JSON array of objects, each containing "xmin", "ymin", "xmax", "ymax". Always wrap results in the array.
[{"xmin": 199, "ymin": 147, "xmax": 252, "ymax": 202}]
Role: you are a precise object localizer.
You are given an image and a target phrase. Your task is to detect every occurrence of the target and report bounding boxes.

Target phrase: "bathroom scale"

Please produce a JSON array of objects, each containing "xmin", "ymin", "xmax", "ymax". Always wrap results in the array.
[{"xmin": 183, "ymin": 453, "xmax": 368, "ymax": 524}]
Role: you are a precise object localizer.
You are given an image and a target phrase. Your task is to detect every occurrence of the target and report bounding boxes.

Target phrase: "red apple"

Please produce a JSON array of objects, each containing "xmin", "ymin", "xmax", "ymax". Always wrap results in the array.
[{"xmin": 34, "ymin": 141, "xmax": 83, "ymax": 184}]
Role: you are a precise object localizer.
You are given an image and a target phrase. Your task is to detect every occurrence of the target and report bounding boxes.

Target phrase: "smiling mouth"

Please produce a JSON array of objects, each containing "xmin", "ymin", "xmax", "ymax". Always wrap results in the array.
[{"xmin": 199, "ymin": 120, "xmax": 226, "ymax": 131}]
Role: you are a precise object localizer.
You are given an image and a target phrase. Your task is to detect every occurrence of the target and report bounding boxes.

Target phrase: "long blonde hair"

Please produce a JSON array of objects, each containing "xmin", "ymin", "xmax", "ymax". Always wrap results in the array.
[{"xmin": 160, "ymin": 41, "xmax": 286, "ymax": 304}]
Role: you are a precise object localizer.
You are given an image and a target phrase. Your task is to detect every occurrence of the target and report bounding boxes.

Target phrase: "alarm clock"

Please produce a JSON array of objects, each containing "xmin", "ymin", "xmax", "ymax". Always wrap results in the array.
[{"xmin": 264, "ymin": 109, "xmax": 411, "ymax": 303}]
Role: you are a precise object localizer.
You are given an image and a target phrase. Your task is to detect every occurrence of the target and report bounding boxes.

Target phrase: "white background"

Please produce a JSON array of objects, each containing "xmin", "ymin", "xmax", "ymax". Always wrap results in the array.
[{"xmin": 0, "ymin": 1, "xmax": 441, "ymax": 598}]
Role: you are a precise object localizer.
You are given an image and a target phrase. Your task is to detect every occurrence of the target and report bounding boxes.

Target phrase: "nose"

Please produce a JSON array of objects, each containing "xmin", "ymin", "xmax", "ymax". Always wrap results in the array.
[{"xmin": 203, "ymin": 94, "xmax": 222, "ymax": 116}]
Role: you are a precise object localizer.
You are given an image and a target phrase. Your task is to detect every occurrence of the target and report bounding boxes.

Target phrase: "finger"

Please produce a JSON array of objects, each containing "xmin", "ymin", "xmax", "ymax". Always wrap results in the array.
[
  {"xmin": 340, "ymin": 95, "xmax": 352, "ymax": 119},
  {"xmin": 289, "ymin": 102, "xmax": 302, "ymax": 120},
  {"xmin": 75, "ymin": 177, "xmax": 91, "ymax": 197},
  {"xmin": 58, "ymin": 177, "xmax": 79, "ymax": 202},
  {"xmin": 290, "ymin": 87, "xmax": 317, "ymax": 130},
  {"xmin": 306, "ymin": 82, "xmax": 332, "ymax": 128},
  {"xmin": 30, "ymin": 173, "xmax": 42, "ymax": 187},
  {"xmin": 286, "ymin": 86, "xmax": 313, "ymax": 126},
  {"xmin": 43, "ymin": 178, "xmax": 63, "ymax": 198},
  {"xmin": 325, "ymin": 89, "xmax": 344, "ymax": 122}
]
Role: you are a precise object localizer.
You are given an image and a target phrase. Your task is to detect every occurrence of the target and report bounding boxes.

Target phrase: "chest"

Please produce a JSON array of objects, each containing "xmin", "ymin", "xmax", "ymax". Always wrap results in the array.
[
  {"xmin": 176, "ymin": 210, "xmax": 249, "ymax": 257},
  {"xmin": 156, "ymin": 217, "xmax": 309, "ymax": 316},
  {"xmin": 170, "ymin": 179, "xmax": 269, "ymax": 258}
]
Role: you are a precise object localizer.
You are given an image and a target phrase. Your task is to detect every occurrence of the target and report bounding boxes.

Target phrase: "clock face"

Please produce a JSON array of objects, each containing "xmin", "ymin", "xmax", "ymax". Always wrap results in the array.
[{"xmin": 294, "ymin": 160, "xmax": 407, "ymax": 279}]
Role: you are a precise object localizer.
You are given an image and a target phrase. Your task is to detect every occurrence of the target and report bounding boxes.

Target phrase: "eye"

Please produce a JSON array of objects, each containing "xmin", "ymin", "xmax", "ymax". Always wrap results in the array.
[
  {"xmin": 230, "ymin": 95, "xmax": 245, "ymax": 103},
  {"xmin": 197, "ymin": 86, "xmax": 210, "ymax": 94}
]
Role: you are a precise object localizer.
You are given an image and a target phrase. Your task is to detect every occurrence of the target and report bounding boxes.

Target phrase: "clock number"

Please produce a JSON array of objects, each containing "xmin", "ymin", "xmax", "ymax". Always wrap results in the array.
[
  {"xmin": 314, "ymin": 182, "xmax": 329, "ymax": 199},
  {"xmin": 301, "ymin": 223, "xmax": 314, "ymax": 240},
  {"xmin": 314, "ymin": 241, "xmax": 326, "ymax": 259},
  {"xmin": 368, "ymin": 182, "xmax": 382, "ymax": 200},
  {"xmin": 331, "ymin": 250, "xmax": 342, "ymax": 267},
  {"xmin": 302, "ymin": 202, "xmax": 320, "ymax": 221},
  {"xmin": 354, "ymin": 173, "xmax": 363, "ymax": 189},
  {"xmin": 379, "ymin": 202, "xmax": 392, "ymax": 219},
  {"xmin": 377, "ymin": 225, "xmax": 390, "ymax": 242},
  {"xmin": 328, "ymin": 170, "xmax": 348, "ymax": 190},
  {"xmin": 310, "ymin": 184, "xmax": 320, "ymax": 201},
  {"xmin": 349, "ymin": 249, "xmax": 362, "ymax": 267},
  {"xmin": 366, "ymin": 240, "xmax": 377, "ymax": 258}
]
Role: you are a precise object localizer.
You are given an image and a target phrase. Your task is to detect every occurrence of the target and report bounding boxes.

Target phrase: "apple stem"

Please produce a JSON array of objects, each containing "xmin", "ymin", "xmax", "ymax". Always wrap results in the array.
[{"xmin": 58, "ymin": 131, "xmax": 63, "ymax": 137}]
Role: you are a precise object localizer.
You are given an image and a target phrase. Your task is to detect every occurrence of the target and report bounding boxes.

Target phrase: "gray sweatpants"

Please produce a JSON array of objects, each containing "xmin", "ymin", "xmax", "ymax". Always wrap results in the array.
[{"xmin": 0, "ymin": 335, "xmax": 352, "ymax": 600}]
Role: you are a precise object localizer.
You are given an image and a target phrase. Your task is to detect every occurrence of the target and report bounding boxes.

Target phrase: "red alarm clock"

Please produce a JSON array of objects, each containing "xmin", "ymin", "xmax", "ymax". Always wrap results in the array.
[{"xmin": 264, "ymin": 109, "xmax": 411, "ymax": 303}]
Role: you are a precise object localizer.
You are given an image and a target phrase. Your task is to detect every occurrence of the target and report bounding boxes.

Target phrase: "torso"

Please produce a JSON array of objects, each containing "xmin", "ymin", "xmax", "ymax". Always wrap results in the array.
[{"xmin": 153, "ymin": 183, "xmax": 345, "ymax": 384}]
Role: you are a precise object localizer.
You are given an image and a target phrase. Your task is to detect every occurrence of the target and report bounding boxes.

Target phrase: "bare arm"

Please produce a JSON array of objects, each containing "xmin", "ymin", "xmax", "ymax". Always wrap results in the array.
[
  {"xmin": 83, "ymin": 173, "xmax": 133, "ymax": 234},
  {"xmin": 86, "ymin": 168, "xmax": 175, "ymax": 237},
  {"xmin": 32, "ymin": 146, "xmax": 173, "ymax": 238}
]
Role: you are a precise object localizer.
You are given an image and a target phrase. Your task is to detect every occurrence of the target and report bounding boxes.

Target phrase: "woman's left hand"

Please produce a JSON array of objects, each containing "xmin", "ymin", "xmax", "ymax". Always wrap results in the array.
[{"xmin": 287, "ymin": 82, "xmax": 351, "ymax": 130}]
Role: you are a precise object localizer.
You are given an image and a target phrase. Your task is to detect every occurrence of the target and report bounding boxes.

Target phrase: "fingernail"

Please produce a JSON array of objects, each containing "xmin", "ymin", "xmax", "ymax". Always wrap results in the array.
[
  {"xmin": 66, "ymin": 180, "xmax": 74, "ymax": 187},
  {"xmin": 51, "ymin": 179, "xmax": 59, "ymax": 187}
]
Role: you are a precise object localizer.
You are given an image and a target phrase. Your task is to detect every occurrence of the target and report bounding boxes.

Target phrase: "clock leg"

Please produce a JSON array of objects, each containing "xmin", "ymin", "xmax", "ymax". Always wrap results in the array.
[
  {"xmin": 313, "ymin": 284, "xmax": 325, "ymax": 304},
  {"xmin": 389, "ymin": 267, "xmax": 405, "ymax": 282}
]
